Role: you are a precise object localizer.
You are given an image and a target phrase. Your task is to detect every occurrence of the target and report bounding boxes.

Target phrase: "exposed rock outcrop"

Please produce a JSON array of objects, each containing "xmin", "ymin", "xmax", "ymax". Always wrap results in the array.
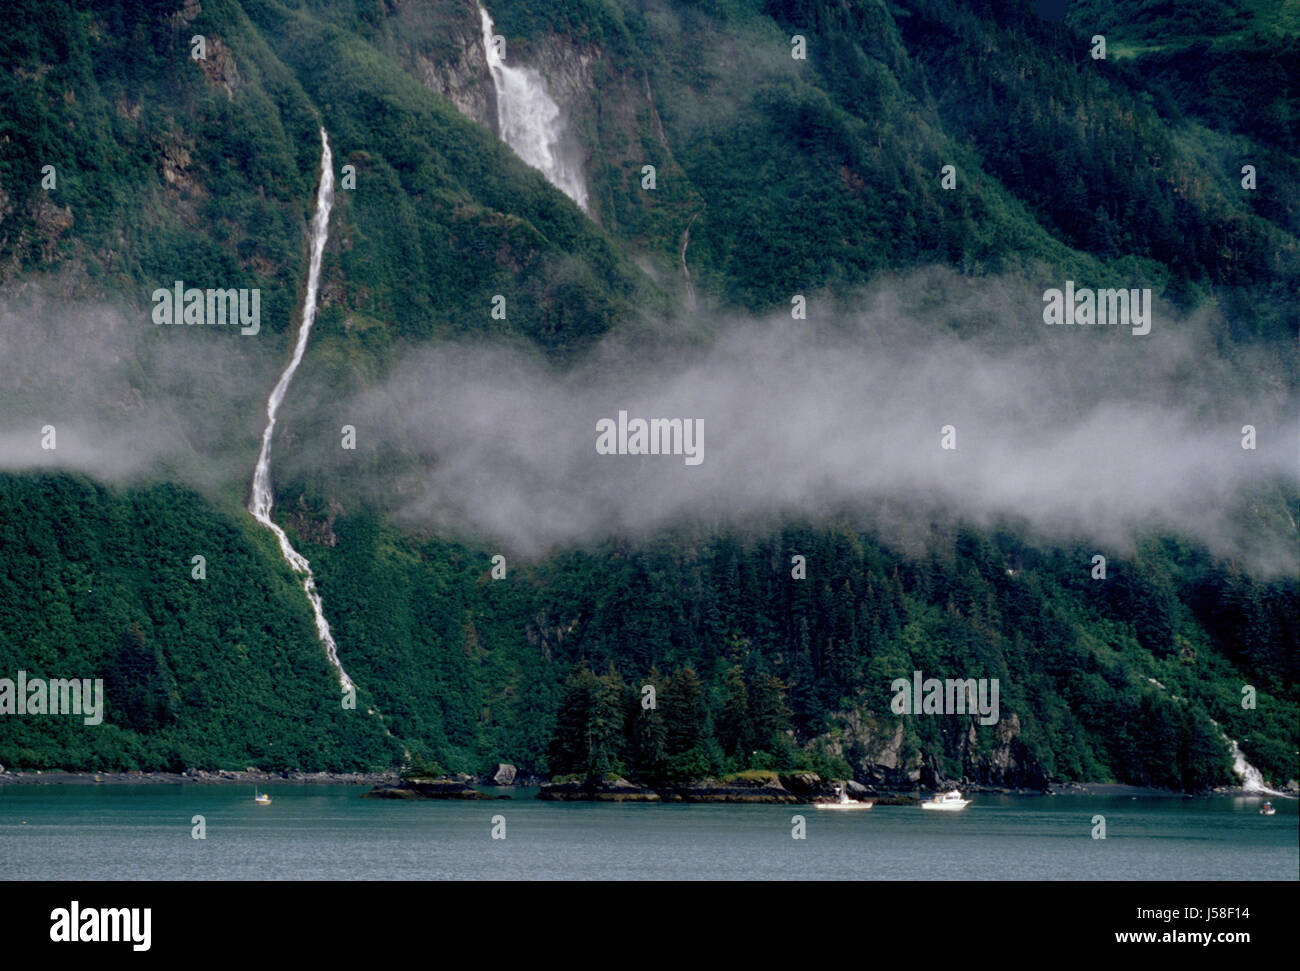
[
  {"xmin": 411, "ymin": 17, "xmax": 497, "ymax": 131},
  {"xmin": 662, "ymin": 776, "xmax": 798, "ymax": 804},
  {"xmin": 957, "ymin": 713, "xmax": 1049, "ymax": 789},
  {"xmin": 823, "ymin": 706, "xmax": 1049, "ymax": 790},
  {"xmin": 195, "ymin": 37, "xmax": 242, "ymax": 100},
  {"xmin": 536, "ymin": 772, "xmax": 834, "ymax": 803},
  {"xmin": 364, "ymin": 776, "xmax": 507, "ymax": 799},
  {"xmin": 538, "ymin": 776, "xmax": 660, "ymax": 801}
]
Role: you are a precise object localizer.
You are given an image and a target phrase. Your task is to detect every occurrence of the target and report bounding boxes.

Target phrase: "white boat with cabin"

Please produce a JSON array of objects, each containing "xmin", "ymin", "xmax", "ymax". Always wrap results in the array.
[
  {"xmin": 814, "ymin": 784, "xmax": 873, "ymax": 810},
  {"xmin": 920, "ymin": 789, "xmax": 970, "ymax": 811}
]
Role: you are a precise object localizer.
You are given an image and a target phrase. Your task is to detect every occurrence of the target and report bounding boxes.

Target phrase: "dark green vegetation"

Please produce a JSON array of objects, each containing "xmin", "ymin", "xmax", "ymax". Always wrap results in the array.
[
  {"xmin": 0, "ymin": 474, "xmax": 395, "ymax": 770},
  {"xmin": 0, "ymin": 0, "xmax": 658, "ymax": 349},
  {"xmin": 1067, "ymin": 0, "xmax": 1299, "ymax": 155},
  {"xmin": 4, "ymin": 0, "xmax": 1296, "ymax": 334},
  {"xmin": 2, "ymin": 477, "xmax": 1295, "ymax": 789},
  {"xmin": 307, "ymin": 514, "xmax": 1297, "ymax": 789},
  {"xmin": 0, "ymin": 1, "xmax": 1295, "ymax": 788}
]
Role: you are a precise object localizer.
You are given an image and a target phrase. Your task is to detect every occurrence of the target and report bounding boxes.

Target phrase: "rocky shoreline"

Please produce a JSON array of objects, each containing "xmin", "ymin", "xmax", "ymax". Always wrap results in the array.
[
  {"xmin": 377, "ymin": 770, "xmax": 1058, "ymax": 803},
  {"xmin": 364, "ymin": 777, "xmax": 511, "ymax": 800},
  {"xmin": 532, "ymin": 772, "xmax": 1064, "ymax": 804},
  {"xmin": 0, "ymin": 768, "xmax": 402, "ymax": 786},
  {"xmin": 3, "ymin": 765, "xmax": 1286, "ymax": 800}
]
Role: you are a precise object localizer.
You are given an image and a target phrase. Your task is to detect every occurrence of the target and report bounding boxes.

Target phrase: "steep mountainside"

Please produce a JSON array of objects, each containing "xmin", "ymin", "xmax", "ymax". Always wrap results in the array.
[{"xmin": 0, "ymin": 0, "xmax": 1295, "ymax": 790}]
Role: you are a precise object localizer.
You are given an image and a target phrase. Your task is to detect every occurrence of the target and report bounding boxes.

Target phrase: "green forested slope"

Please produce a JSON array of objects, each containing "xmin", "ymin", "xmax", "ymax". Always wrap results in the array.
[
  {"xmin": 3, "ymin": 476, "xmax": 1293, "ymax": 789},
  {"xmin": 0, "ymin": 474, "xmax": 397, "ymax": 770}
]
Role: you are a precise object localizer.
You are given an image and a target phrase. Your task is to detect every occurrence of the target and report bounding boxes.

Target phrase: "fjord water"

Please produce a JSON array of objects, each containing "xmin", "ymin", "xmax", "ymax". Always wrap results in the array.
[{"xmin": 1, "ymin": 787, "xmax": 1294, "ymax": 880}]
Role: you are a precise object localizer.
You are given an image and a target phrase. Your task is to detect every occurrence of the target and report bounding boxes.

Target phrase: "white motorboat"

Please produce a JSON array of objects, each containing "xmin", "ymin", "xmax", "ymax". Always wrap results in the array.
[
  {"xmin": 814, "ymin": 784, "xmax": 873, "ymax": 810},
  {"xmin": 920, "ymin": 789, "xmax": 970, "ymax": 811},
  {"xmin": 1260, "ymin": 801, "xmax": 1275, "ymax": 816}
]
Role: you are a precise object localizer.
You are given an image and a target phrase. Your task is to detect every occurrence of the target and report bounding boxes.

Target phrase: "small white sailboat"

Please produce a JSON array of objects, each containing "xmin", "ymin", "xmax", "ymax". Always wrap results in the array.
[
  {"xmin": 254, "ymin": 787, "xmax": 272, "ymax": 805},
  {"xmin": 920, "ymin": 789, "xmax": 970, "ymax": 811},
  {"xmin": 814, "ymin": 784, "xmax": 873, "ymax": 810},
  {"xmin": 1259, "ymin": 801, "xmax": 1275, "ymax": 816}
]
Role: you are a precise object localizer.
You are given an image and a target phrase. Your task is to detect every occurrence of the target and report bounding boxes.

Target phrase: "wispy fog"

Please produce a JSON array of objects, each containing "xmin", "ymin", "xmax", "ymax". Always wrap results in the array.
[
  {"xmin": 0, "ymin": 286, "xmax": 275, "ymax": 492},
  {"xmin": 3, "ymin": 270, "xmax": 1296, "ymax": 571},
  {"xmin": 302, "ymin": 270, "xmax": 1299, "ymax": 568}
]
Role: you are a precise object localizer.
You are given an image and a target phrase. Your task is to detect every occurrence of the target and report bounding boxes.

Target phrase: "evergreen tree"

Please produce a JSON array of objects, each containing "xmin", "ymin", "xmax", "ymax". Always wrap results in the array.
[
  {"xmin": 750, "ymin": 673, "xmax": 793, "ymax": 750},
  {"xmin": 106, "ymin": 623, "xmax": 177, "ymax": 733},
  {"xmin": 630, "ymin": 664, "xmax": 668, "ymax": 779},
  {"xmin": 591, "ymin": 663, "xmax": 628, "ymax": 778},
  {"xmin": 663, "ymin": 666, "xmax": 707, "ymax": 757},
  {"xmin": 546, "ymin": 661, "xmax": 628, "ymax": 780},
  {"xmin": 547, "ymin": 661, "xmax": 598, "ymax": 778},
  {"xmin": 716, "ymin": 664, "xmax": 752, "ymax": 758}
]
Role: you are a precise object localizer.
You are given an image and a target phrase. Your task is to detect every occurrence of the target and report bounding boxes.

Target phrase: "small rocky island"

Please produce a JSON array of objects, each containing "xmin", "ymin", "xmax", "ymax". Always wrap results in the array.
[
  {"xmin": 360, "ymin": 762, "xmax": 1047, "ymax": 803},
  {"xmin": 363, "ymin": 776, "xmax": 510, "ymax": 800},
  {"xmin": 364, "ymin": 767, "xmax": 867, "ymax": 803},
  {"xmin": 538, "ymin": 770, "xmax": 836, "ymax": 803}
]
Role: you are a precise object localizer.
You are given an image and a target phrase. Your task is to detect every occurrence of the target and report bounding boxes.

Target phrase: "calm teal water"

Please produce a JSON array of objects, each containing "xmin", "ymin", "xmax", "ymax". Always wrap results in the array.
[{"xmin": 0, "ymin": 786, "xmax": 1294, "ymax": 880}]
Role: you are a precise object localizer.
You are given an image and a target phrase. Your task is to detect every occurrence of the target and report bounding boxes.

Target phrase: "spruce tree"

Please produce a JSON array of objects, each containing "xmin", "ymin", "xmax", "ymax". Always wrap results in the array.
[{"xmin": 716, "ymin": 664, "xmax": 753, "ymax": 759}]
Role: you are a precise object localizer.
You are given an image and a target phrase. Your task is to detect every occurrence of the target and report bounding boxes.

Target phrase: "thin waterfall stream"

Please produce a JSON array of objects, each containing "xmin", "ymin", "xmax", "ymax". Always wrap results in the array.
[{"xmin": 248, "ymin": 127, "xmax": 354, "ymax": 695}]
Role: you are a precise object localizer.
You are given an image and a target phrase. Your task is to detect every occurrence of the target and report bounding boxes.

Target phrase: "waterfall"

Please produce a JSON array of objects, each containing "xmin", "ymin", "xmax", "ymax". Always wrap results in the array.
[
  {"xmin": 479, "ymin": 5, "xmax": 589, "ymax": 212},
  {"xmin": 1205, "ymin": 715, "xmax": 1287, "ymax": 796},
  {"xmin": 249, "ymin": 127, "xmax": 354, "ymax": 694},
  {"xmin": 1227, "ymin": 737, "xmax": 1287, "ymax": 796},
  {"xmin": 680, "ymin": 210, "xmax": 701, "ymax": 311},
  {"xmin": 1157, "ymin": 696, "xmax": 1288, "ymax": 797}
]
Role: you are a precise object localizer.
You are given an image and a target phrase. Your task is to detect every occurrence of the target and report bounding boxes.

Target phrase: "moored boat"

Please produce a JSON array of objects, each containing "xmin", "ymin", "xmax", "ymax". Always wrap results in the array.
[
  {"xmin": 920, "ymin": 789, "xmax": 970, "ymax": 811},
  {"xmin": 814, "ymin": 784, "xmax": 873, "ymax": 811}
]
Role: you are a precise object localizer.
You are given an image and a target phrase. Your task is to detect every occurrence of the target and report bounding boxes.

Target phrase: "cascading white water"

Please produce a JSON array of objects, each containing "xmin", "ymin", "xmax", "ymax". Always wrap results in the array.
[
  {"xmin": 1159, "ymin": 698, "xmax": 1289, "ymax": 798},
  {"xmin": 1227, "ymin": 737, "xmax": 1287, "ymax": 796},
  {"xmin": 1204, "ymin": 714, "xmax": 1287, "ymax": 796},
  {"xmin": 479, "ymin": 5, "xmax": 589, "ymax": 212},
  {"xmin": 249, "ymin": 127, "xmax": 353, "ymax": 693}
]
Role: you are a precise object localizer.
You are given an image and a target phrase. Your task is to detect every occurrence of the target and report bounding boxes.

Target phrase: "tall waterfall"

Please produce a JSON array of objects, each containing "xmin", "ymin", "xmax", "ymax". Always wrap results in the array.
[
  {"xmin": 249, "ymin": 127, "xmax": 354, "ymax": 693},
  {"xmin": 479, "ymin": 5, "xmax": 589, "ymax": 212}
]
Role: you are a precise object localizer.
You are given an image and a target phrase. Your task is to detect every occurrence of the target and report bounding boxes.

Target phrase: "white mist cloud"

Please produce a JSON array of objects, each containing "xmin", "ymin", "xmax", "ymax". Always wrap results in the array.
[
  {"xmin": 3, "ymin": 271, "xmax": 1296, "ymax": 572},
  {"xmin": 310, "ymin": 270, "xmax": 1298, "ymax": 568},
  {"xmin": 0, "ymin": 285, "xmax": 276, "ymax": 490}
]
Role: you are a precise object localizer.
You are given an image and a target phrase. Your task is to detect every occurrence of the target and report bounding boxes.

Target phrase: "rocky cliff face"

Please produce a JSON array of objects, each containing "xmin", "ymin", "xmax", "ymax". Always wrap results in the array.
[
  {"xmin": 958, "ymin": 713, "xmax": 1049, "ymax": 790},
  {"xmin": 410, "ymin": 16, "xmax": 498, "ymax": 133},
  {"xmin": 514, "ymin": 33, "xmax": 702, "ymax": 249},
  {"xmin": 822, "ymin": 707, "xmax": 1049, "ymax": 790},
  {"xmin": 507, "ymin": 31, "xmax": 599, "ymax": 210},
  {"xmin": 824, "ymin": 708, "xmax": 920, "ymax": 787}
]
